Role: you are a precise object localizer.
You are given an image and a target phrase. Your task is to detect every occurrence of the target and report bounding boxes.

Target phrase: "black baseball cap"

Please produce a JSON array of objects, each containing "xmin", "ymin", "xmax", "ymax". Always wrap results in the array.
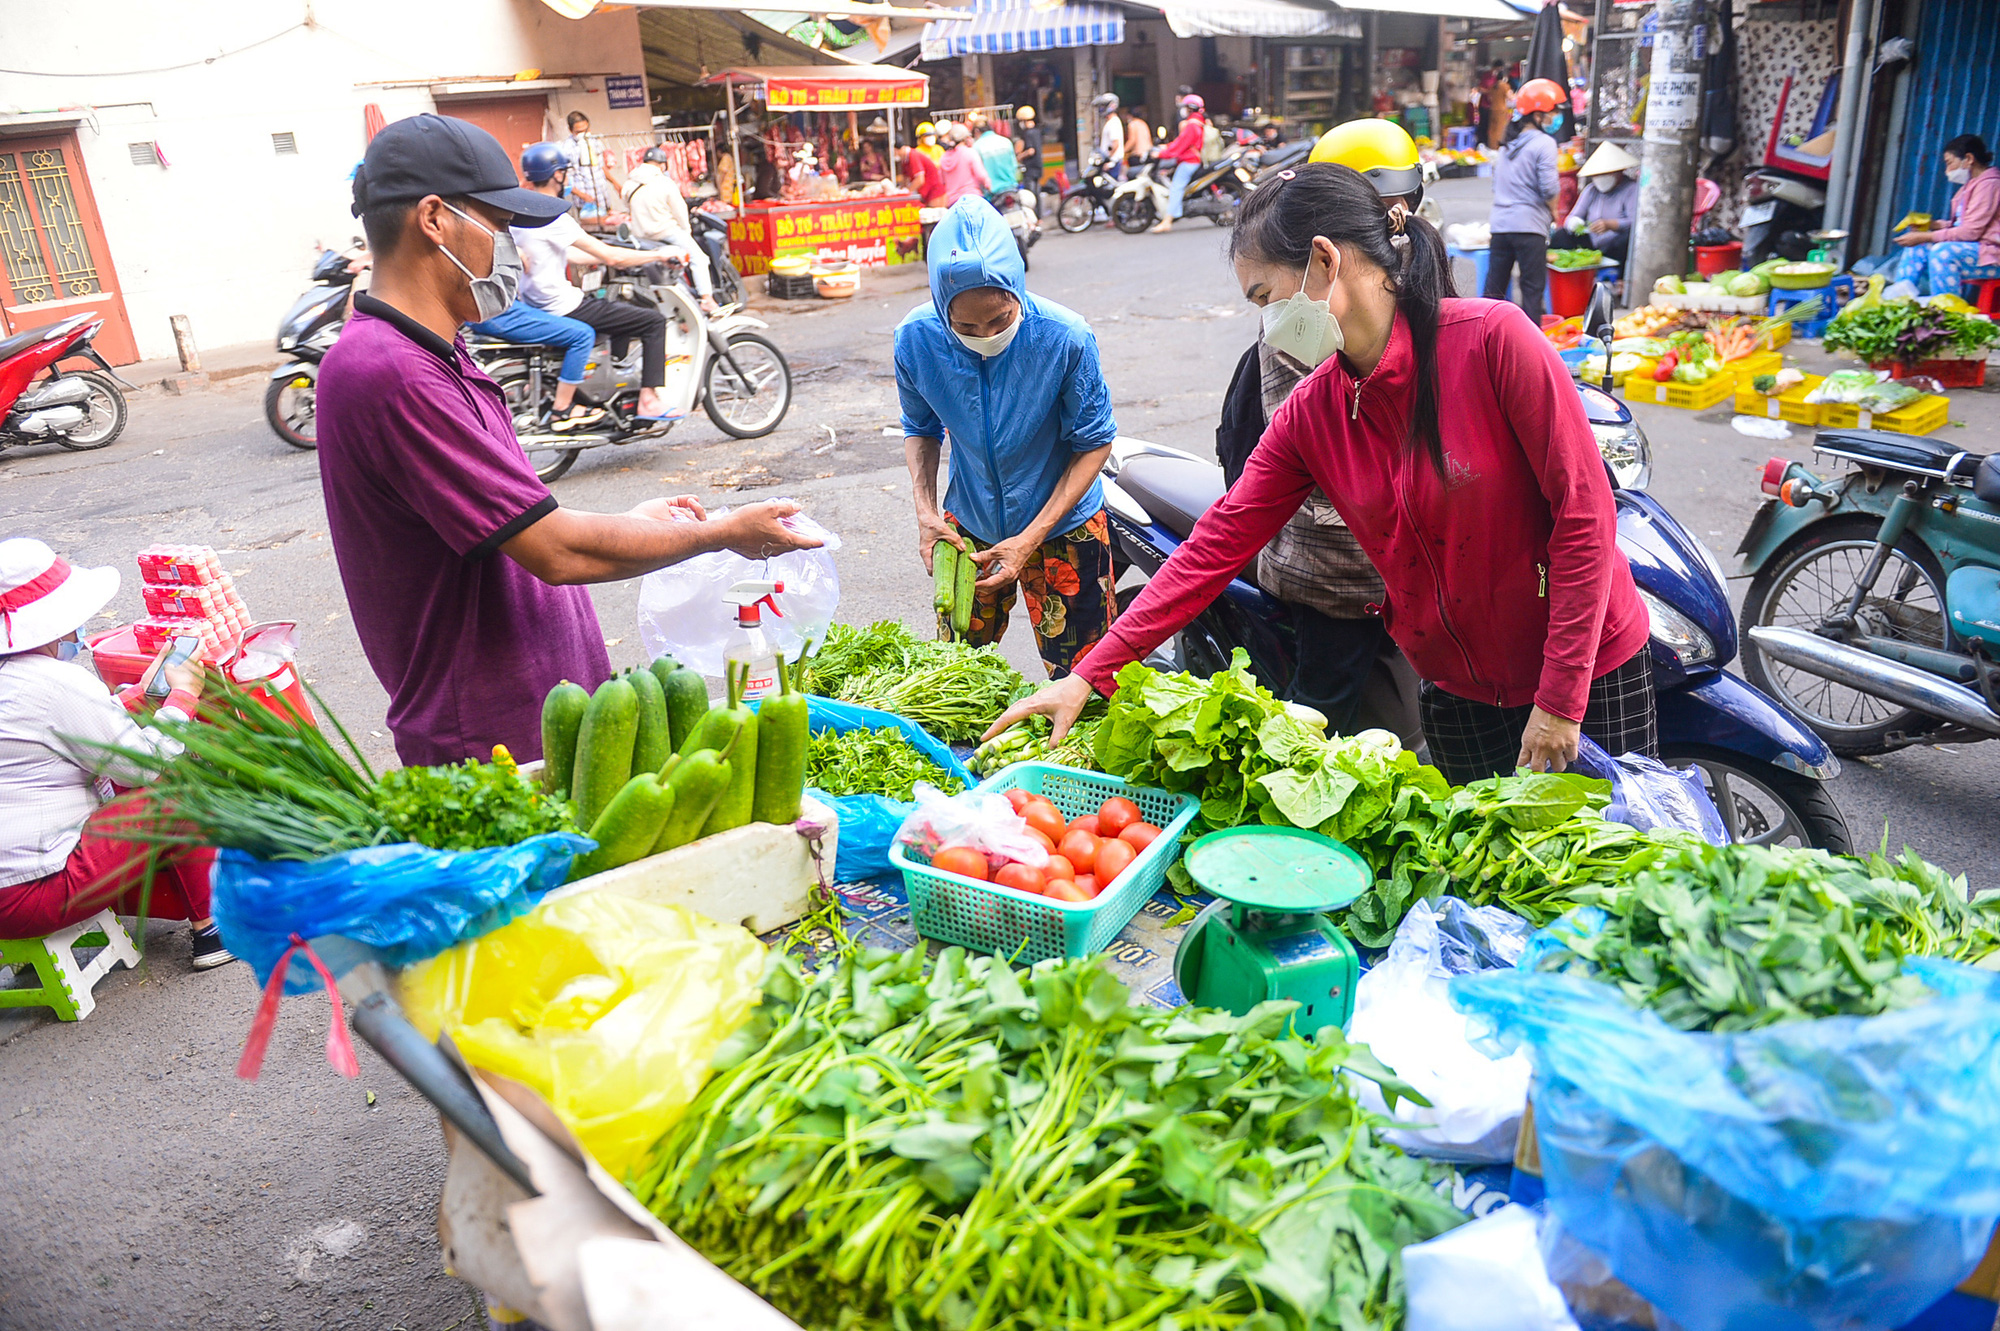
[{"xmin": 351, "ymin": 114, "xmax": 571, "ymax": 226}]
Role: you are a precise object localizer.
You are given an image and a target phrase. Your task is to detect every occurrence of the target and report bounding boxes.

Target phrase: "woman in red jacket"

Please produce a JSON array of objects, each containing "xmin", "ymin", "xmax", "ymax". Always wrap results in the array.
[
  {"xmin": 988, "ymin": 163, "xmax": 1653, "ymax": 782},
  {"xmin": 1147, "ymin": 95, "xmax": 1209, "ymax": 235}
]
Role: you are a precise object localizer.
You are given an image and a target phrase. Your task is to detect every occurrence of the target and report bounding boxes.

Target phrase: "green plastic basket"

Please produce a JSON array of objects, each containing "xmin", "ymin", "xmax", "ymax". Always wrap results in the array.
[{"xmin": 892, "ymin": 761, "xmax": 1199, "ymax": 963}]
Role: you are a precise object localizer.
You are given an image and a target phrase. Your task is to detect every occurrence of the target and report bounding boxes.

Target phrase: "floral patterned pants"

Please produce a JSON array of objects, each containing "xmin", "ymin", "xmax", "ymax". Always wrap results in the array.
[
  {"xmin": 1893, "ymin": 241, "xmax": 1986, "ymax": 299},
  {"xmin": 939, "ymin": 511, "xmax": 1118, "ymax": 678}
]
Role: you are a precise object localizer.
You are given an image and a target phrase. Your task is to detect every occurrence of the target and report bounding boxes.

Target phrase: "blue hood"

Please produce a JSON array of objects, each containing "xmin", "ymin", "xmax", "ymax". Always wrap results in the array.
[{"xmin": 928, "ymin": 196, "xmax": 1026, "ymax": 322}]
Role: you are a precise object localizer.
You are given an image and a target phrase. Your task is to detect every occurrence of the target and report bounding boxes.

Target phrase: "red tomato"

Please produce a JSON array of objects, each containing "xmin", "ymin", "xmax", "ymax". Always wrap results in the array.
[
  {"xmin": 1004, "ymin": 789, "xmax": 1033, "ymax": 814},
  {"xmin": 1023, "ymin": 801, "xmax": 1067, "ymax": 845},
  {"xmin": 1024, "ymin": 827, "xmax": 1056, "ymax": 854},
  {"xmin": 1095, "ymin": 837, "xmax": 1136, "ymax": 885},
  {"xmin": 1057, "ymin": 828, "xmax": 1100, "ymax": 874},
  {"xmin": 1044, "ymin": 879, "xmax": 1090, "ymax": 903},
  {"xmin": 1068, "ymin": 814, "xmax": 1101, "ymax": 838},
  {"xmin": 1043, "ymin": 853, "xmax": 1077, "ymax": 882},
  {"xmin": 1119, "ymin": 822, "xmax": 1162, "ymax": 852},
  {"xmin": 1097, "ymin": 797, "xmax": 1141, "ymax": 835},
  {"xmin": 994, "ymin": 862, "xmax": 1045, "ymax": 896},
  {"xmin": 1074, "ymin": 874, "xmax": 1098, "ymax": 898},
  {"xmin": 932, "ymin": 846, "xmax": 990, "ymax": 881}
]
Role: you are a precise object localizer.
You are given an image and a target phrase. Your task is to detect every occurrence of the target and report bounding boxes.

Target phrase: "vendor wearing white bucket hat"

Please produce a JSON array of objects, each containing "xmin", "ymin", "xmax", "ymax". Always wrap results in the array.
[
  {"xmin": 0, "ymin": 538, "xmax": 234, "ymax": 969},
  {"xmin": 1555, "ymin": 142, "xmax": 1641, "ymax": 267}
]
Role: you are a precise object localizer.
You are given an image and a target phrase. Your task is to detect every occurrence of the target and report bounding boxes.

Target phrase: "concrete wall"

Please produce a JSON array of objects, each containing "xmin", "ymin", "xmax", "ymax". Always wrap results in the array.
[{"xmin": 0, "ymin": 0, "xmax": 648, "ymax": 361}]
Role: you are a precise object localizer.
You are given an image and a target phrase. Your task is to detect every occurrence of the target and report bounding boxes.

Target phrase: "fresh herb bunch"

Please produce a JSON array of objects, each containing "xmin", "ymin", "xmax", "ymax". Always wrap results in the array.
[
  {"xmin": 633, "ymin": 946, "xmax": 1464, "ymax": 1331},
  {"xmin": 1534, "ymin": 841, "xmax": 2000, "ymax": 1032},
  {"xmin": 1822, "ymin": 298, "xmax": 2000, "ymax": 363},
  {"xmin": 1358, "ymin": 773, "xmax": 1673, "ymax": 946},
  {"xmin": 804, "ymin": 726, "xmax": 963, "ymax": 801},
  {"xmin": 803, "ymin": 620, "xmax": 1031, "ymax": 744},
  {"xmin": 86, "ymin": 674, "xmax": 392, "ymax": 861},
  {"xmin": 373, "ymin": 747, "xmax": 578, "ymax": 850}
]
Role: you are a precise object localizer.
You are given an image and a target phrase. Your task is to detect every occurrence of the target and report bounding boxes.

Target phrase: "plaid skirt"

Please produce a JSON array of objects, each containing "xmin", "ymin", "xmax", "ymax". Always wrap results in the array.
[{"xmin": 1418, "ymin": 647, "xmax": 1658, "ymax": 786}]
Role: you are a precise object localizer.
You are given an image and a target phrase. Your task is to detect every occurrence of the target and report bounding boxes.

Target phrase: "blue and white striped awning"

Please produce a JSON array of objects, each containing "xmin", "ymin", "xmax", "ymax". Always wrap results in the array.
[{"xmin": 920, "ymin": 0, "xmax": 1125, "ymax": 61}]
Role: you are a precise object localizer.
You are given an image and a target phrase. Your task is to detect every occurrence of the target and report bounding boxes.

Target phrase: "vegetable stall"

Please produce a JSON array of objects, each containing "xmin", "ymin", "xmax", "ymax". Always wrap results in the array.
[{"xmin": 139, "ymin": 616, "xmax": 2000, "ymax": 1331}]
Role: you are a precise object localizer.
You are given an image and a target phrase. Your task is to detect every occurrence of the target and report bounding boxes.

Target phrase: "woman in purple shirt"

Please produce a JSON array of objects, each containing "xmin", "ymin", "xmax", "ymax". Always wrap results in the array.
[{"xmin": 1894, "ymin": 134, "xmax": 2000, "ymax": 299}]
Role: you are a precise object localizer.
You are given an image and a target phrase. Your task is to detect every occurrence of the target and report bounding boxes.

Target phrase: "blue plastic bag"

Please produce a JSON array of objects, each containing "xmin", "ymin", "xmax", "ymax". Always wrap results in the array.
[
  {"xmin": 1570, "ymin": 735, "xmax": 1727, "ymax": 844},
  {"xmin": 797, "ymin": 696, "xmax": 973, "ymax": 883},
  {"xmin": 1452, "ymin": 959, "xmax": 2000, "ymax": 1331},
  {"xmin": 213, "ymin": 832, "xmax": 591, "ymax": 993}
]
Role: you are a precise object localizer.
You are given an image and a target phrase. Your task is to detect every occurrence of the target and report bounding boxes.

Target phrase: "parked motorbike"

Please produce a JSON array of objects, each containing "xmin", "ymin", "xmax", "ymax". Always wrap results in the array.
[
  {"xmin": 265, "ymin": 241, "xmax": 365, "ymax": 450},
  {"xmin": 1100, "ymin": 387, "xmax": 1850, "ymax": 850},
  {"xmin": 994, "ymin": 185, "xmax": 1042, "ymax": 268},
  {"xmin": 1739, "ymin": 432, "xmax": 2000, "ymax": 758},
  {"xmin": 1740, "ymin": 169, "xmax": 1826, "ymax": 268},
  {"xmin": 0, "ymin": 313, "xmax": 130, "ymax": 453},
  {"xmin": 1056, "ymin": 152, "xmax": 1122, "ymax": 233},
  {"xmin": 1111, "ymin": 151, "xmax": 1255, "ymax": 233},
  {"xmin": 473, "ymin": 263, "xmax": 792, "ymax": 482}
]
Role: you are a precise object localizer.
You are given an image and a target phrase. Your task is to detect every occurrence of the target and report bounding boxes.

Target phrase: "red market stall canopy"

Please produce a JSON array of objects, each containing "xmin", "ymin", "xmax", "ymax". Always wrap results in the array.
[{"xmin": 704, "ymin": 65, "xmax": 930, "ymax": 111}]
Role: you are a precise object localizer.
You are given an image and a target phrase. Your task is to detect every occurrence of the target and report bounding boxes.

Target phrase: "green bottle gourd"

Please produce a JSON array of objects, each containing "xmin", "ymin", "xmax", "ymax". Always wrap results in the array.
[
  {"xmin": 699, "ymin": 660, "xmax": 759, "ymax": 837},
  {"xmin": 651, "ymin": 656, "xmax": 710, "ymax": 754},
  {"xmin": 751, "ymin": 651, "xmax": 808, "ymax": 826},
  {"xmin": 569, "ymin": 772, "xmax": 677, "ymax": 880},
  {"xmin": 539, "ymin": 679, "xmax": 591, "ymax": 797},
  {"xmin": 652, "ymin": 733, "xmax": 737, "ymax": 853},
  {"xmin": 952, "ymin": 541, "xmax": 976, "ymax": 636},
  {"xmin": 626, "ymin": 666, "xmax": 673, "ymax": 775}
]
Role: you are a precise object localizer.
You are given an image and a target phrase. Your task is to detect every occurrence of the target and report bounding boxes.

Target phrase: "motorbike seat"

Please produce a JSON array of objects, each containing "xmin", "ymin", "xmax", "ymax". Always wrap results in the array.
[
  {"xmin": 1814, "ymin": 428, "xmax": 1976, "ymax": 478},
  {"xmin": 1115, "ymin": 454, "xmax": 1225, "ymax": 541},
  {"xmin": 0, "ymin": 317, "xmax": 85, "ymax": 364},
  {"xmin": 1977, "ymin": 455, "xmax": 2000, "ymax": 506}
]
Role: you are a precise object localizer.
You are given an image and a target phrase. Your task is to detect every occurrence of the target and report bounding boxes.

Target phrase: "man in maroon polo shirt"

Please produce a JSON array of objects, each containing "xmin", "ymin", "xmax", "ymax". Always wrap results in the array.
[{"xmin": 316, "ymin": 115, "xmax": 817, "ymax": 766}]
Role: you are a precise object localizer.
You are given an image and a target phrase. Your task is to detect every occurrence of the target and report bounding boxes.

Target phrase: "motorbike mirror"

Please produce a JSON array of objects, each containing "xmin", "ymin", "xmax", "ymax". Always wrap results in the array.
[{"xmin": 1584, "ymin": 283, "xmax": 1617, "ymax": 388}]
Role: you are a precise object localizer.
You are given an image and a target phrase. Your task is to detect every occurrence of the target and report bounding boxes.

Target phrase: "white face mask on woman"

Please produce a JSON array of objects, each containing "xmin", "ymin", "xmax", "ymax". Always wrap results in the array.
[
  {"xmin": 954, "ymin": 308, "xmax": 1023, "ymax": 358},
  {"xmin": 1947, "ymin": 166, "xmax": 1973, "ymax": 186},
  {"xmin": 1590, "ymin": 172, "xmax": 1622, "ymax": 192},
  {"xmin": 1260, "ymin": 248, "xmax": 1345, "ymax": 369}
]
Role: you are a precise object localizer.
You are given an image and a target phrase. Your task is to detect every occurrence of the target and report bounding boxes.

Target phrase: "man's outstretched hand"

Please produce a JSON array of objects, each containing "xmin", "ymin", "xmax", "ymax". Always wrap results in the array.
[{"xmin": 715, "ymin": 499, "xmax": 823, "ymax": 560}]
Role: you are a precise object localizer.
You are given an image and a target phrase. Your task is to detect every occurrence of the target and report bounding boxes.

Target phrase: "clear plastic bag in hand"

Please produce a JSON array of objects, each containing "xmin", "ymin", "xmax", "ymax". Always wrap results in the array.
[{"xmin": 636, "ymin": 507, "xmax": 841, "ymax": 676}]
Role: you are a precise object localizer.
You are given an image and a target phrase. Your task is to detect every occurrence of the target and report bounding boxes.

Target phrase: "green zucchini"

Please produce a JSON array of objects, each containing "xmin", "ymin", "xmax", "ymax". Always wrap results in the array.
[
  {"xmin": 751, "ymin": 652, "xmax": 809, "ymax": 826},
  {"xmin": 952, "ymin": 540, "xmax": 976, "ymax": 637},
  {"xmin": 568, "ymin": 772, "xmax": 677, "ymax": 880},
  {"xmin": 539, "ymin": 679, "xmax": 591, "ymax": 797},
  {"xmin": 572, "ymin": 676, "xmax": 638, "ymax": 829},
  {"xmin": 933, "ymin": 540, "xmax": 958, "ymax": 621},
  {"xmin": 627, "ymin": 666, "xmax": 672, "ymax": 776},
  {"xmin": 699, "ymin": 661, "xmax": 760, "ymax": 837},
  {"xmin": 651, "ymin": 658, "xmax": 709, "ymax": 754}
]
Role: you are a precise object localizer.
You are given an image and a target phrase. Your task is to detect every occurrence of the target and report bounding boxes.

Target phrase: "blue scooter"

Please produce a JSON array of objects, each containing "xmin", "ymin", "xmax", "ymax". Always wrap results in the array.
[{"xmin": 1100, "ymin": 376, "xmax": 1851, "ymax": 852}]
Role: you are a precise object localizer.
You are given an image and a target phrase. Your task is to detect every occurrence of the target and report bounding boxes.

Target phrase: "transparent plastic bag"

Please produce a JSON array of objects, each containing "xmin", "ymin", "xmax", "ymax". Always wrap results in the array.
[
  {"xmin": 212, "ymin": 832, "xmax": 592, "ymax": 993},
  {"xmin": 798, "ymin": 697, "xmax": 973, "ymax": 883},
  {"xmin": 635, "ymin": 508, "xmax": 841, "ymax": 676},
  {"xmin": 1570, "ymin": 736, "xmax": 1726, "ymax": 844},
  {"xmin": 1451, "ymin": 959, "xmax": 2000, "ymax": 1331},
  {"xmin": 1403, "ymin": 1205, "xmax": 1582, "ymax": 1331},
  {"xmin": 400, "ymin": 892, "xmax": 766, "ymax": 1180},
  {"xmin": 1349, "ymin": 898, "xmax": 1533, "ymax": 1162},
  {"xmin": 895, "ymin": 784, "xmax": 1048, "ymax": 869}
]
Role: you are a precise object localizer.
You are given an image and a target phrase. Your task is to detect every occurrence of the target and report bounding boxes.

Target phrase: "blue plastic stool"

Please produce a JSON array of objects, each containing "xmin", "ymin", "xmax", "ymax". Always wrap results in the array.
[
  {"xmin": 1767, "ymin": 275, "xmax": 1855, "ymax": 338},
  {"xmin": 1448, "ymin": 244, "xmax": 1513, "ymax": 301},
  {"xmin": 1444, "ymin": 126, "xmax": 1477, "ymax": 152}
]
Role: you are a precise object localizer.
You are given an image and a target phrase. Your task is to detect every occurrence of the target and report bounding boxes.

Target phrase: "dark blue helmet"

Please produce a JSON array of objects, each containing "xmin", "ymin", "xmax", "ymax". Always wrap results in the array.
[{"xmin": 520, "ymin": 142, "xmax": 568, "ymax": 184}]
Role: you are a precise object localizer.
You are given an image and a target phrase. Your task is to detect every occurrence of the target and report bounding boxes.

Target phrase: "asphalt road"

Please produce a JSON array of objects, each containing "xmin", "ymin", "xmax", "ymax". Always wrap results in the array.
[{"xmin": 2, "ymin": 176, "xmax": 1997, "ymax": 1329}]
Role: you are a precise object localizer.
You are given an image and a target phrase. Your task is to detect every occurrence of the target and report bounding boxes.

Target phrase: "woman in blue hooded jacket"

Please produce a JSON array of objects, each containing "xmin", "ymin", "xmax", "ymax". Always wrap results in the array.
[{"xmin": 897, "ymin": 197, "xmax": 1120, "ymax": 676}]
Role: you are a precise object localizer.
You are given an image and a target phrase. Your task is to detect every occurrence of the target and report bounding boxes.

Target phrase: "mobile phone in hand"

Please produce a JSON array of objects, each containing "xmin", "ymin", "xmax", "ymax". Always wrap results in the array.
[{"xmin": 147, "ymin": 635, "xmax": 203, "ymax": 701}]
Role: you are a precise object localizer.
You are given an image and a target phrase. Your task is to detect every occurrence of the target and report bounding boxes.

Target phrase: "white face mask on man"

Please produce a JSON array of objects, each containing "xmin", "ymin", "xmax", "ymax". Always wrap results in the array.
[
  {"xmin": 1260, "ymin": 246, "xmax": 1346, "ymax": 370},
  {"xmin": 436, "ymin": 202, "xmax": 522, "ymax": 322}
]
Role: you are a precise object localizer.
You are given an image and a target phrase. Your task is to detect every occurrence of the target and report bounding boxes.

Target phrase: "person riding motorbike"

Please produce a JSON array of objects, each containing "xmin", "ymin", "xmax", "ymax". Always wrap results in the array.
[
  {"xmin": 988, "ymin": 163, "xmax": 1655, "ymax": 783},
  {"xmin": 1148, "ymin": 94, "xmax": 1209, "ymax": 234},
  {"xmin": 622, "ymin": 145, "xmax": 718, "ymax": 314},
  {"xmin": 1093, "ymin": 94, "xmax": 1126, "ymax": 181}
]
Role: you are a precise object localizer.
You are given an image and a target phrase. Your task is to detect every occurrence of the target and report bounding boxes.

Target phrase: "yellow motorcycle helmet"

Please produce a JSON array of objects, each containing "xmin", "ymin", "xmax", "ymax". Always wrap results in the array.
[{"xmin": 1309, "ymin": 118, "xmax": 1424, "ymax": 203}]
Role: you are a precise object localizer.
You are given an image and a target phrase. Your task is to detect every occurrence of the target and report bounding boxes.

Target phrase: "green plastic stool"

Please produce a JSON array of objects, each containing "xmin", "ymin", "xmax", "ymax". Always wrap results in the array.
[{"xmin": 0, "ymin": 909, "xmax": 140, "ymax": 1021}]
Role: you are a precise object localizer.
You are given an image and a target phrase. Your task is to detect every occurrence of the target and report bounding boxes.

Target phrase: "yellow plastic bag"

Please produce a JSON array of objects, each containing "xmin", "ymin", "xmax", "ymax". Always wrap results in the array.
[{"xmin": 400, "ymin": 893, "xmax": 766, "ymax": 1180}]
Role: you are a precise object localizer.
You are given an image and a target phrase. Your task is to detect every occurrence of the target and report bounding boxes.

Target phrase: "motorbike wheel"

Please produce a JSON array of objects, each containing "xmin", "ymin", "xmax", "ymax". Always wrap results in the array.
[
  {"xmin": 1057, "ymin": 194, "xmax": 1096, "ymax": 233},
  {"xmin": 701, "ymin": 332, "xmax": 792, "ymax": 439},
  {"xmin": 53, "ymin": 373, "xmax": 128, "ymax": 451},
  {"xmin": 1740, "ymin": 515, "xmax": 1950, "ymax": 754},
  {"xmin": 1659, "ymin": 743, "xmax": 1854, "ymax": 852},
  {"xmin": 711, "ymin": 256, "xmax": 746, "ymax": 308},
  {"xmin": 1112, "ymin": 195, "xmax": 1156, "ymax": 234},
  {"xmin": 490, "ymin": 367, "xmax": 579, "ymax": 483},
  {"xmin": 263, "ymin": 371, "xmax": 317, "ymax": 450}
]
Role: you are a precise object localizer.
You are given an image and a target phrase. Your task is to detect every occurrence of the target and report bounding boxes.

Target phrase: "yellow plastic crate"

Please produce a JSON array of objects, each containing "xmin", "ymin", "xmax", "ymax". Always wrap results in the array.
[
  {"xmin": 1816, "ymin": 394, "xmax": 1951, "ymax": 436},
  {"xmin": 1733, "ymin": 373, "xmax": 1825, "ymax": 424},
  {"xmin": 1757, "ymin": 322, "xmax": 1793, "ymax": 351},
  {"xmin": 1720, "ymin": 350, "xmax": 1783, "ymax": 387},
  {"xmin": 1622, "ymin": 372, "xmax": 1736, "ymax": 411}
]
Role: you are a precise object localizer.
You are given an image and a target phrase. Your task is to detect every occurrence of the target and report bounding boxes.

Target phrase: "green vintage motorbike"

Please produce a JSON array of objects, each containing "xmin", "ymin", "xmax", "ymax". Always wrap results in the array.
[{"xmin": 1737, "ymin": 429, "xmax": 2000, "ymax": 755}]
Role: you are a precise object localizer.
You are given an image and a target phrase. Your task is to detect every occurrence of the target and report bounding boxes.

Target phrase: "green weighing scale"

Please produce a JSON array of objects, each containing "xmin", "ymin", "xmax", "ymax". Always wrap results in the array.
[{"xmin": 1172, "ymin": 826, "xmax": 1371, "ymax": 1036}]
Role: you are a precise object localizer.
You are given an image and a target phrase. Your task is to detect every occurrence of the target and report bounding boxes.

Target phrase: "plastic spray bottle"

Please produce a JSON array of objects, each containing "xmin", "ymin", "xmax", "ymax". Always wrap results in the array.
[{"xmin": 722, "ymin": 580, "xmax": 785, "ymax": 701}]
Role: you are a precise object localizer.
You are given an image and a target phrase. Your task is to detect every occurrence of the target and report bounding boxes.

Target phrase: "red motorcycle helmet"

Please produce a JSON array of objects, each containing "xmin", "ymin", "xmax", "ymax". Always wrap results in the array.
[{"xmin": 1513, "ymin": 78, "xmax": 1566, "ymax": 114}]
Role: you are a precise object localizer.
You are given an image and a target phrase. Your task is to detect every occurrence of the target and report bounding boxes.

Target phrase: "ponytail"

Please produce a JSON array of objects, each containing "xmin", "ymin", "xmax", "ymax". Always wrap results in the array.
[{"xmin": 1231, "ymin": 163, "xmax": 1453, "ymax": 478}]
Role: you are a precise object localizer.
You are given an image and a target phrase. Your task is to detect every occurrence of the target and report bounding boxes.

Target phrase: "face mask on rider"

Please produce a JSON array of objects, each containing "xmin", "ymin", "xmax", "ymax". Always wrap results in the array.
[
  {"xmin": 1260, "ymin": 246, "xmax": 1345, "ymax": 370},
  {"xmin": 954, "ymin": 307, "xmax": 1023, "ymax": 358},
  {"xmin": 436, "ymin": 202, "xmax": 521, "ymax": 322}
]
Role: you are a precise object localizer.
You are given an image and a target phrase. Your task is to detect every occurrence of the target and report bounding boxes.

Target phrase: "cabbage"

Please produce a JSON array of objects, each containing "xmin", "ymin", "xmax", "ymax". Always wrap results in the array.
[
  {"xmin": 1710, "ymin": 269, "xmax": 1742, "ymax": 286},
  {"xmin": 1654, "ymin": 276, "xmax": 1686, "ymax": 295},
  {"xmin": 1727, "ymin": 273, "xmax": 1769, "ymax": 297}
]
